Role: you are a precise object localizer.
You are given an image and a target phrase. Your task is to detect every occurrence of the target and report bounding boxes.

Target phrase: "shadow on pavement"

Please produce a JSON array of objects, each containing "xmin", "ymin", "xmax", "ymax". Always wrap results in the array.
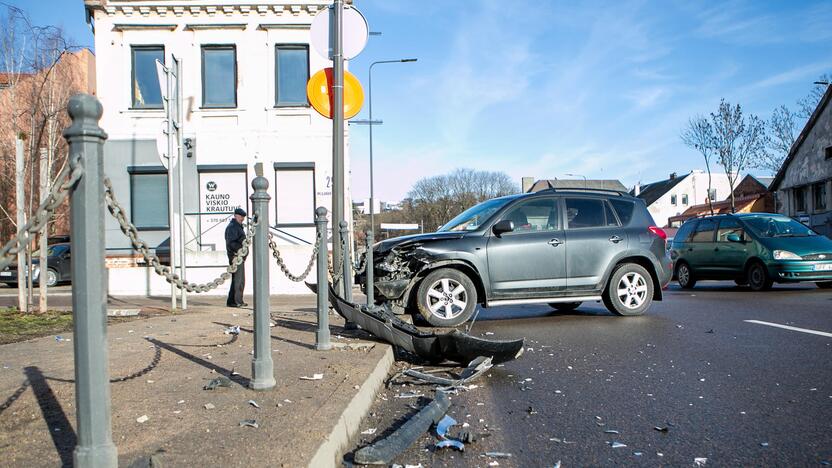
[
  {"xmin": 146, "ymin": 337, "xmax": 250, "ymax": 387},
  {"xmin": 23, "ymin": 366, "xmax": 76, "ymax": 468}
]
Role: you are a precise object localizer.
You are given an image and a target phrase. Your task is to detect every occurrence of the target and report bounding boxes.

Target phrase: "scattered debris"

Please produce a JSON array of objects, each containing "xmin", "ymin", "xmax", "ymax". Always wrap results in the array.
[
  {"xmin": 203, "ymin": 376, "xmax": 232, "ymax": 390},
  {"xmin": 706, "ymin": 329, "xmax": 714, "ymax": 334},
  {"xmin": 300, "ymin": 373, "xmax": 324, "ymax": 381},
  {"xmin": 604, "ymin": 429, "xmax": 620, "ymax": 434},
  {"xmin": 223, "ymin": 325, "xmax": 240, "ymax": 335},
  {"xmin": 694, "ymin": 457, "xmax": 708, "ymax": 466},
  {"xmin": 248, "ymin": 400, "xmax": 260, "ymax": 409},
  {"xmin": 395, "ymin": 356, "xmax": 494, "ymax": 390},
  {"xmin": 136, "ymin": 415, "xmax": 149, "ymax": 423},
  {"xmin": 634, "ymin": 451, "xmax": 643, "ymax": 456},
  {"xmin": 484, "ymin": 452, "xmax": 513, "ymax": 458},
  {"xmin": 435, "ymin": 415, "xmax": 457, "ymax": 439},
  {"xmin": 610, "ymin": 442, "xmax": 627, "ymax": 449},
  {"xmin": 654, "ymin": 426, "xmax": 669, "ymax": 432},
  {"xmin": 331, "ymin": 342, "xmax": 376, "ymax": 351},
  {"xmin": 361, "ymin": 428, "xmax": 377, "ymax": 435},
  {"xmin": 239, "ymin": 419, "xmax": 259, "ymax": 429},
  {"xmin": 354, "ymin": 392, "xmax": 450, "ymax": 465},
  {"xmin": 760, "ymin": 442, "xmax": 769, "ymax": 447},
  {"xmin": 394, "ymin": 392, "xmax": 423, "ymax": 399},
  {"xmin": 108, "ymin": 308, "xmax": 140, "ymax": 317},
  {"xmin": 54, "ymin": 336, "xmax": 70, "ymax": 342},
  {"xmin": 553, "ymin": 461, "xmax": 562, "ymax": 468},
  {"xmin": 435, "ymin": 439, "xmax": 464, "ymax": 452},
  {"xmin": 203, "ymin": 403, "xmax": 215, "ymax": 410}
]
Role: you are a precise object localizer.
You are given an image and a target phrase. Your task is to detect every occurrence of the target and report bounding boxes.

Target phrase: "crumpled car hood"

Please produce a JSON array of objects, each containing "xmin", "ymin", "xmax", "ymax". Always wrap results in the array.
[{"xmin": 375, "ymin": 231, "xmax": 466, "ymax": 255}]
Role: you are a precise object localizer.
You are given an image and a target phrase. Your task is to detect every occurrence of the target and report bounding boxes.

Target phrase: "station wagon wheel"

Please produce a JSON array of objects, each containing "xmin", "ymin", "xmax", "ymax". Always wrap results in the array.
[
  {"xmin": 676, "ymin": 261, "xmax": 696, "ymax": 289},
  {"xmin": 416, "ymin": 268, "xmax": 478, "ymax": 327},
  {"xmin": 746, "ymin": 261, "xmax": 773, "ymax": 291},
  {"xmin": 603, "ymin": 263, "xmax": 654, "ymax": 316},
  {"xmin": 38, "ymin": 268, "xmax": 58, "ymax": 288}
]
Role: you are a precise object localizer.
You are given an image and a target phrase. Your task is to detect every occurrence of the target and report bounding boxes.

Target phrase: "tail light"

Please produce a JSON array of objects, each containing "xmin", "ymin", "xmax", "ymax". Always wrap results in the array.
[{"xmin": 648, "ymin": 226, "xmax": 667, "ymax": 240}]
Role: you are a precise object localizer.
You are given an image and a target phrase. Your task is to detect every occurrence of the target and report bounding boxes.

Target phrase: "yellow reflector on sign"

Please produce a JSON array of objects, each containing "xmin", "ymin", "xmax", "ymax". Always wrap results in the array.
[{"xmin": 307, "ymin": 67, "xmax": 364, "ymax": 119}]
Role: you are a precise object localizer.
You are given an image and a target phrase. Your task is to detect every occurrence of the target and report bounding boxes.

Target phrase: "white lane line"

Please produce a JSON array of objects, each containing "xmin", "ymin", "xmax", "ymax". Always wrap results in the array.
[{"xmin": 744, "ymin": 320, "xmax": 832, "ymax": 338}]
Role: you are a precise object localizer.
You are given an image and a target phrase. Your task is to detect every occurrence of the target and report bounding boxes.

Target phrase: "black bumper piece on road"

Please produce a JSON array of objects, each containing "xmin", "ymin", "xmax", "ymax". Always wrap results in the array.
[{"xmin": 305, "ymin": 282, "xmax": 525, "ymax": 365}]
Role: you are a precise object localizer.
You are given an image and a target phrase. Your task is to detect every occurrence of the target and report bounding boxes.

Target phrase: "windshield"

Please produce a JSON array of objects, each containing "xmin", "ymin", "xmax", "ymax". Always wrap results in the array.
[
  {"xmin": 742, "ymin": 215, "xmax": 817, "ymax": 238},
  {"xmin": 32, "ymin": 244, "xmax": 68, "ymax": 257},
  {"xmin": 438, "ymin": 197, "xmax": 514, "ymax": 232}
]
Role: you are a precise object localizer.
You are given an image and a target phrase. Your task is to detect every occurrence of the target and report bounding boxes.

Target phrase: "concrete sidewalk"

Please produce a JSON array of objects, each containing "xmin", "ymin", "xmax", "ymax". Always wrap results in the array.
[{"xmin": 0, "ymin": 295, "xmax": 393, "ymax": 467}]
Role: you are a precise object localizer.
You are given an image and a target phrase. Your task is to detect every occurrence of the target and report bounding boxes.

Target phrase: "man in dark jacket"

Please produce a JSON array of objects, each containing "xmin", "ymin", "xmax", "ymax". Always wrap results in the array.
[{"xmin": 225, "ymin": 208, "xmax": 248, "ymax": 307}]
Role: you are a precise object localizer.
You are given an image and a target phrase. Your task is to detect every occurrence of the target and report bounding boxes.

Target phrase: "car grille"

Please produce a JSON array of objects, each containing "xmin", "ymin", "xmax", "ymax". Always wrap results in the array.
[{"xmin": 802, "ymin": 253, "xmax": 832, "ymax": 261}]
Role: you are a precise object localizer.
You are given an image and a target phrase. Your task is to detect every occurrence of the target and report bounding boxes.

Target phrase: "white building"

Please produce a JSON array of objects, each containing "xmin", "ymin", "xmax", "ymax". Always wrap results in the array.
[
  {"xmin": 634, "ymin": 170, "xmax": 733, "ymax": 228},
  {"xmin": 83, "ymin": 0, "xmax": 350, "ymax": 295}
]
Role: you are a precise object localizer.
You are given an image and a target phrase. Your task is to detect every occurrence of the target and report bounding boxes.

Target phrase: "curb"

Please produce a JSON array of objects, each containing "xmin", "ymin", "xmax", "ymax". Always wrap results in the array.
[{"xmin": 308, "ymin": 345, "xmax": 395, "ymax": 468}]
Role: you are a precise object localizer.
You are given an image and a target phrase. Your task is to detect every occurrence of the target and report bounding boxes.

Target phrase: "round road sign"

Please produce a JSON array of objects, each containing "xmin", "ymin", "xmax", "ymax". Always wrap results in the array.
[
  {"xmin": 310, "ymin": 5, "xmax": 369, "ymax": 60},
  {"xmin": 306, "ymin": 67, "xmax": 364, "ymax": 119}
]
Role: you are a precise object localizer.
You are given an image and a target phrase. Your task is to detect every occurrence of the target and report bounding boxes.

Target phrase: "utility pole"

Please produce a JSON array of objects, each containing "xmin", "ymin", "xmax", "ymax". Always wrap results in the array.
[
  {"xmin": 15, "ymin": 138, "xmax": 27, "ymax": 313},
  {"xmin": 331, "ymin": 0, "xmax": 347, "ymax": 298},
  {"xmin": 39, "ymin": 148, "xmax": 48, "ymax": 313},
  {"xmin": 174, "ymin": 56, "xmax": 187, "ymax": 310}
]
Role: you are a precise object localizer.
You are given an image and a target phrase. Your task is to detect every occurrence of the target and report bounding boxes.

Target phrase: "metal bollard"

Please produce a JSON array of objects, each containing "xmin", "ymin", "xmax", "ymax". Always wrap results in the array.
[
  {"xmin": 249, "ymin": 172, "xmax": 276, "ymax": 390},
  {"xmin": 340, "ymin": 221, "xmax": 357, "ymax": 330},
  {"xmin": 64, "ymin": 94, "xmax": 118, "ymax": 468},
  {"xmin": 366, "ymin": 228, "xmax": 374, "ymax": 307},
  {"xmin": 315, "ymin": 207, "xmax": 331, "ymax": 350}
]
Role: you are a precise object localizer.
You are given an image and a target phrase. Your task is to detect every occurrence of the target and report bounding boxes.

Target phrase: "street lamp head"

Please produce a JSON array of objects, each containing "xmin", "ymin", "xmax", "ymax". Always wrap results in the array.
[
  {"xmin": 401, "ymin": 58, "xmax": 418, "ymax": 62},
  {"xmin": 814, "ymin": 81, "xmax": 830, "ymax": 86}
]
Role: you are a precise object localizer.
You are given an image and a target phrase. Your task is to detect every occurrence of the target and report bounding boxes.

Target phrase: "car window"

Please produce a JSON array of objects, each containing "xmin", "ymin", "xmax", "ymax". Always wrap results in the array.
[
  {"xmin": 604, "ymin": 202, "xmax": 619, "ymax": 227},
  {"xmin": 609, "ymin": 199, "xmax": 634, "ymax": 225},
  {"xmin": 742, "ymin": 215, "xmax": 818, "ymax": 238},
  {"xmin": 499, "ymin": 198, "xmax": 559, "ymax": 233},
  {"xmin": 565, "ymin": 198, "xmax": 606, "ymax": 229},
  {"xmin": 675, "ymin": 220, "xmax": 697, "ymax": 243},
  {"xmin": 716, "ymin": 218, "xmax": 745, "ymax": 242},
  {"xmin": 690, "ymin": 219, "xmax": 716, "ymax": 242},
  {"xmin": 438, "ymin": 197, "xmax": 515, "ymax": 232}
]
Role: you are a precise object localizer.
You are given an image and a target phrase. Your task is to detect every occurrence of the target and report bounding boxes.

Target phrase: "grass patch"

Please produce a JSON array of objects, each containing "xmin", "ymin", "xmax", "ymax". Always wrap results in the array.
[{"xmin": 0, "ymin": 307, "xmax": 74, "ymax": 345}]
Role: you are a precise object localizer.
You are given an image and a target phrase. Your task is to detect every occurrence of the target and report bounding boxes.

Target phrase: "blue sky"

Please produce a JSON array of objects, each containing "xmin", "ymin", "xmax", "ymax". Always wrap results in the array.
[{"xmin": 7, "ymin": 0, "xmax": 832, "ymax": 202}]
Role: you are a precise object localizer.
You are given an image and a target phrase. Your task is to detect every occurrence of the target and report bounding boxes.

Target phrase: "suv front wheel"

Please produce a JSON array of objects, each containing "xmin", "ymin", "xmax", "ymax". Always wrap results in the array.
[
  {"xmin": 416, "ymin": 268, "xmax": 478, "ymax": 327},
  {"xmin": 603, "ymin": 263, "xmax": 654, "ymax": 316}
]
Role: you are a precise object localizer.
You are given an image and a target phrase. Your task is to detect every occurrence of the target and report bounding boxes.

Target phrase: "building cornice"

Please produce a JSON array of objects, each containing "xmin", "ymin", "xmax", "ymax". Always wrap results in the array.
[{"xmin": 85, "ymin": 2, "xmax": 329, "ymax": 18}]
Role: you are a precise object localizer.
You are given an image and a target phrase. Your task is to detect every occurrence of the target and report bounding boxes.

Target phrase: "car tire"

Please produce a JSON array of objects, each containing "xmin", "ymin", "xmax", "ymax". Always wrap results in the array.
[
  {"xmin": 416, "ymin": 268, "xmax": 477, "ymax": 327},
  {"xmin": 603, "ymin": 263, "xmax": 654, "ymax": 316},
  {"xmin": 816, "ymin": 281, "xmax": 832, "ymax": 289},
  {"xmin": 39, "ymin": 268, "xmax": 59, "ymax": 288},
  {"xmin": 746, "ymin": 261, "xmax": 773, "ymax": 291},
  {"xmin": 549, "ymin": 302, "xmax": 582, "ymax": 312},
  {"xmin": 676, "ymin": 262, "xmax": 696, "ymax": 289}
]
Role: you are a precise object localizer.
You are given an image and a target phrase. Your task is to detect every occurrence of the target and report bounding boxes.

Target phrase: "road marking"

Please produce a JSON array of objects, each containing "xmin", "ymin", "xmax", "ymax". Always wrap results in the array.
[
  {"xmin": 0, "ymin": 292, "xmax": 73, "ymax": 297},
  {"xmin": 744, "ymin": 320, "xmax": 832, "ymax": 338}
]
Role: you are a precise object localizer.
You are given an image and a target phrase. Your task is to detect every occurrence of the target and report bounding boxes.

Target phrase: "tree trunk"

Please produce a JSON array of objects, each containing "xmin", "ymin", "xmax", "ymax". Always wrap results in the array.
[
  {"xmin": 39, "ymin": 147, "xmax": 48, "ymax": 313},
  {"xmin": 15, "ymin": 137, "xmax": 27, "ymax": 313},
  {"xmin": 705, "ymin": 161, "xmax": 714, "ymax": 216}
]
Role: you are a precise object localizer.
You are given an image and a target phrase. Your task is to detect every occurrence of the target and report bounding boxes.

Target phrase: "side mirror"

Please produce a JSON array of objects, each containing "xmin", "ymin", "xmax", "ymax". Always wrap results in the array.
[
  {"xmin": 727, "ymin": 233, "xmax": 742, "ymax": 243},
  {"xmin": 492, "ymin": 219, "xmax": 515, "ymax": 236}
]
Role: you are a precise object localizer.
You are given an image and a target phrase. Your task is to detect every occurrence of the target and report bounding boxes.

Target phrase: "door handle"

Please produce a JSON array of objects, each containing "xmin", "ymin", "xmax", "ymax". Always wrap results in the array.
[
  {"xmin": 548, "ymin": 238, "xmax": 563, "ymax": 247},
  {"xmin": 609, "ymin": 235, "xmax": 623, "ymax": 244}
]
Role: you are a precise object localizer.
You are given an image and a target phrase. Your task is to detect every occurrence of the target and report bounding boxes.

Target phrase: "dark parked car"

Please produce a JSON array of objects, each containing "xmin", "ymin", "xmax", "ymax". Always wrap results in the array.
[
  {"xmin": 670, "ymin": 213, "xmax": 832, "ymax": 291},
  {"xmin": 357, "ymin": 188, "xmax": 673, "ymax": 326},
  {"xmin": 0, "ymin": 243, "xmax": 72, "ymax": 287}
]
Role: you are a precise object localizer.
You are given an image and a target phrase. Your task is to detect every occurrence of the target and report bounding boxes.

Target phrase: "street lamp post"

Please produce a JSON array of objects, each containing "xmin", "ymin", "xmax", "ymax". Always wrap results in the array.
[{"xmin": 365, "ymin": 58, "xmax": 416, "ymax": 307}]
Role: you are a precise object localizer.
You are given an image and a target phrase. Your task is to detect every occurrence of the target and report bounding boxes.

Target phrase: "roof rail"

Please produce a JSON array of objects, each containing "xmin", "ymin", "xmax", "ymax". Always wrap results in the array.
[{"xmin": 539, "ymin": 187, "xmax": 633, "ymax": 197}]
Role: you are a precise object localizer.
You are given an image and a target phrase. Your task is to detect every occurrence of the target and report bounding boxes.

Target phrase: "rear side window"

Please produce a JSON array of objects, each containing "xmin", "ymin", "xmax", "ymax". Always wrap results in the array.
[
  {"xmin": 604, "ymin": 202, "xmax": 619, "ymax": 226},
  {"xmin": 565, "ymin": 198, "xmax": 605, "ymax": 229},
  {"xmin": 674, "ymin": 220, "xmax": 697, "ymax": 243},
  {"xmin": 609, "ymin": 199, "xmax": 635, "ymax": 225},
  {"xmin": 691, "ymin": 219, "xmax": 716, "ymax": 242}
]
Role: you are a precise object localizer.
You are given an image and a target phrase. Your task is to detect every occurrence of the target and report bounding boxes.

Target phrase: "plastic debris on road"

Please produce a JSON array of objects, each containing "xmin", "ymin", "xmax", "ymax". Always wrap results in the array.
[
  {"xmin": 435, "ymin": 415, "xmax": 457, "ymax": 439},
  {"xmin": 604, "ymin": 429, "xmax": 620, "ymax": 434},
  {"xmin": 203, "ymin": 376, "xmax": 232, "ymax": 390},
  {"xmin": 435, "ymin": 439, "xmax": 464, "ymax": 452},
  {"xmin": 223, "ymin": 325, "xmax": 240, "ymax": 335},
  {"xmin": 239, "ymin": 419, "xmax": 259, "ymax": 429},
  {"xmin": 694, "ymin": 457, "xmax": 708, "ymax": 466},
  {"xmin": 248, "ymin": 400, "xmax": 260, "ymax": 409},
  {"xmin": 394, "ymin": 392, "xmax": 423, "ymax": 399},
  {"xmin": 484, "ymin": 452, "xmax": 513, "ymax": 458},
  {"xmin": 654, "ymin": 426, "xmax": 669, "ymax": 432},
  {"xmin": 610, "ymin": 442, "xmax": 627, "ymax": 448},
  {"xmin": 361, "ymin": 428, "xmax": 377, "ymax": 435},
  {"xmin": 136, "ymin": 415, "xmax": 149, "ymax": 423},
  {"xmin": 300, "ymin": 373, "xmax": 324, "ymax": 380},
  {"xmin": 203, "ymin": 403, "xmax": 215, "ymax": 410}
]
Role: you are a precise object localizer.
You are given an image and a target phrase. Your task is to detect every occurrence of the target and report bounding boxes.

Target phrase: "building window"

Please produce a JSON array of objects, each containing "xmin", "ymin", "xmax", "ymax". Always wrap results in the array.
[
  {"xmin": 275, "ymin": 163, "xmax": 315, "ymax": 227},
  {"xmin": 670, "ymin": 194, "xmax": 677, "ymax": 205},
  {"xmin": 682, "ymin": 194, "xmax": 688, "ymax": 205},
  {"xmin": 275, "ymin": 45, "xmax": 309, "ymax": 107},
  {"xmin": 794, "ymin": 186, "xmax": 807, "ymax": 212},
  {"xmin": 131, "ymin": 46, "xmax": 164, "ymax": 109},
  {"xmin": 202, "ymin": 45, "xmax": 237, "ymax": 108},
  {"xmin": 707, "ymin": 188, "xmax": 717, "ymax": 201},
  {"xmin": 814, "ymin": 182, "xmax": 827, "ymax": 211},
  {"xmin": 130, "ymin": 171, "xmax": 169, "ymax": 229}
]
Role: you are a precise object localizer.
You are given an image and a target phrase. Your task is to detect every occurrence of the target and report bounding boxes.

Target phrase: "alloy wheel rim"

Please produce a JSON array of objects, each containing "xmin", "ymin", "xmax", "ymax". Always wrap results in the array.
[
  {"xmin": 617, "ymin": 272, "xmax": 647, "ymax": 309},
  {"xmin": 47, "ymin": 270, "xmax": 57, "ymax": 287},
  {"xmin": 426, "ymin": 278, "xmax": 467, "ymax": 320},
  {"xmin": 679, "ymin": 265, "xmax": 689, "ymax": 285}
]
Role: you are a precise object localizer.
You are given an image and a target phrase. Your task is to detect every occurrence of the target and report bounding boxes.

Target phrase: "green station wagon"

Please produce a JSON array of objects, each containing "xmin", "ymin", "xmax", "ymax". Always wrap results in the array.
[{"xmin": 670, "ymin": 213, "xmax": 832, "ymax": 291}]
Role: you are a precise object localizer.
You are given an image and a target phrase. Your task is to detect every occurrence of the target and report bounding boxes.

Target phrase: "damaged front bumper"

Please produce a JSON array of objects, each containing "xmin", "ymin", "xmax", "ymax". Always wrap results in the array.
[{"xmin": 306, "ymin": 282, "xmax": 524, "ymax": 365}]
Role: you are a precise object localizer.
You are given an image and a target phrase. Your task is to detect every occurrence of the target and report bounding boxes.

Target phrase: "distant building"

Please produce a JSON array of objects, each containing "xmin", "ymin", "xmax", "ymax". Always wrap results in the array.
[
  {"xmin": 525, "ymin": 178, "xmax": 628, "ymax": 193},
  {"xmin": 633, "ymin": 170, "xmax": 733, "ymax": 228},
  {"xmin": 353, "ymin": 199, "xmax": 400, "ymax": 215},
  {"xmin": 667, "ymin": 175, "xmax": 774, "ymax": 227},
  {"xmin": 770, "ymin": 84, "xmax": 832, "ymax": 238}
]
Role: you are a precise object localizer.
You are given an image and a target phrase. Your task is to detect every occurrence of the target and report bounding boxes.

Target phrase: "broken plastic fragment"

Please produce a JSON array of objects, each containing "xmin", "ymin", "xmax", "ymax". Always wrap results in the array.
[
  {"xmin": 694, "ymin": 457, "xmax": 708, "ymax": 466},
  {"xmin": 604, "ymin": 429, "xmax": 620, "ymax": 434},
  {"xmin": 610, "ymin": 442, "xmax": 627, "ymax": 448},
  {"xmin": 239, "ymin": 419, "xmax": 259, "ymax": 429},
  {"xmin": 300, "ymin": 373, "xmax": 324, "ymax": 380},
  {"xmin": 654, "ymin": 426, "xmax": 669, "ymax": 432},
  {"xmin": 395, "ymin": 392, "xmax": 423, "ymax": 399},
  {"xmin": 361, "ymin": 428, "xmax": 377, "ymax": 435},
  {"xmin": 760, "ymin": 442, "xmax": 769, "ymax": 447},
  {"xmin": 435, "ymin": 415, "xmax": 457, "ymax": 439},
  {"xmin": 203, "ymin": 403, "xmax": 215, "ymax": 410},
  {"xmin": 136, "ymin": 415, "xmax": 149, "ymax": 423},
  {"xmin": 224, "ymin": 325, "xmax": 240, "ymax": 335},
  {"xmin": 203, "ymin": 376, "xmax": 232, "ymax": 390},
  {"xmin": 485, "ymin": 452, "xmax": 512, "ymax": 458},
  {"xmin": 435, "ymin": 439, "xmax": 464, "ymax": 452},
  {"xmin": 248, "ymin": 400, "xmax": 260, "ymax": 409}
]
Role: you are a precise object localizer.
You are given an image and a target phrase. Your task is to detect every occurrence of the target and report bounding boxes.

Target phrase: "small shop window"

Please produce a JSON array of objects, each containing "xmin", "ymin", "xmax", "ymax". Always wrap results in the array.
[{"xmin": 129, "ymin": 168, "xmax": 169, "ymax": 229}]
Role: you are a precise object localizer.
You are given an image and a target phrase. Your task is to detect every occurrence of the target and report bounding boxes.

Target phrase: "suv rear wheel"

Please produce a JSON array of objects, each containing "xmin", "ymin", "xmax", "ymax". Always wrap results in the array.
[
  {"xmin": 603, "ymin": 263, "xmax": 654, "ymax": 316},
  {"xmin": 416, "ymin": 268, "xmax": 477, "ymax": 327},
  {"xmin": 746, "ymin": 261, "xmax": 773, "ymax": 291},
  {"xmin": 676, "ymin": 261, "xmax": 696, "ymax": 289}
]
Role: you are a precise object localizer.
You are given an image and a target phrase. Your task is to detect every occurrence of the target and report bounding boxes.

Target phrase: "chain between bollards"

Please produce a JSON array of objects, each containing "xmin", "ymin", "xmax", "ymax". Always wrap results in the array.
[
  {"xmin": 250, "ymin": 170, "xmax": 276, "ymax": 389},
  {"xmin": 315, "ymin": 207, "xmax": 331, "ymax": 350}
]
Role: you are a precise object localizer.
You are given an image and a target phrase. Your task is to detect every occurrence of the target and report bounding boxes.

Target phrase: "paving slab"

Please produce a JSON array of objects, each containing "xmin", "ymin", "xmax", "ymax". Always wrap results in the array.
[{"xmin": 0, "ymin": 295, "xmax": 392, "ymax": 467}]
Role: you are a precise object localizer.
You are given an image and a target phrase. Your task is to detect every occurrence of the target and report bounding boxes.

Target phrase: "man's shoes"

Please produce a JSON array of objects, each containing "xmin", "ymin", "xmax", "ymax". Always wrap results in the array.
[{"xmin": 239, "ymin": 302, "xmax": 249, "ymax": 307}]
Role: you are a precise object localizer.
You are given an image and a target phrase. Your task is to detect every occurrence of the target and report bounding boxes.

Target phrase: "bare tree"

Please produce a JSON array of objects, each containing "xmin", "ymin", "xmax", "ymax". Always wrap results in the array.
[
  {"xmin": 681, "ymin": 116, "xmax": 716, "ymax": 215},
  {"xmin": 797, "ymin": 73, "xmax": 830, "ymax": 119},
  {"xmin": 710, "ymin": 99, "xmax": 767, "ymax": 212},
  {"xmin": 753, "ymin": 105, "xmax": 797, "ymax": 175}
]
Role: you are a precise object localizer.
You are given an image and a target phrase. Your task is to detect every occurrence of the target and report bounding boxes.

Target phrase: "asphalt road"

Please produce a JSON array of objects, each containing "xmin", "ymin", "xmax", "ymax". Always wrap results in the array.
[{"xmin": 347, "ymin": 282, "xmax": 832, "ymax": 467}]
